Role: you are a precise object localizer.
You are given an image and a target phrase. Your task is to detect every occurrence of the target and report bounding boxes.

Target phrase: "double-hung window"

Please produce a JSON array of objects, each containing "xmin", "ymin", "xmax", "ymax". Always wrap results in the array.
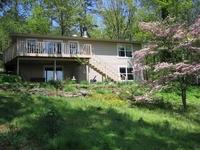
[
  {"xmin": 117, "ymin": 44, "xmax": 132, "ymax": 57},
  {"xmin": 119, "ymin": 67, "xmax": 134, "ymax": 81}
]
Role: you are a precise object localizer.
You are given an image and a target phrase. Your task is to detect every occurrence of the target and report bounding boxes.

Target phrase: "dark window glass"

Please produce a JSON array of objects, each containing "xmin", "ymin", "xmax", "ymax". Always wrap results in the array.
[{"xmin": 120, "ymin": 68, "xmax": 126, "ymax": 73}]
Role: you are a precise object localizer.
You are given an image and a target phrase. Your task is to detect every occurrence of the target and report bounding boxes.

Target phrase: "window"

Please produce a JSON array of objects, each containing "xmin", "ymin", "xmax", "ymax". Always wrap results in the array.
[
  {"xmin": 69, "ymin": 41, "xmax": 79, "ymax": 54},
  {"xmin": 117, "ymin": 44, "xmax": 132, "ymax": 57},
  {"xmin": 119, "ymin": 67, "xmax": 134, "ymax": 80},
  {"xmin": 26, "ymin": 39, "xmax": 37, "ymax": 53}
]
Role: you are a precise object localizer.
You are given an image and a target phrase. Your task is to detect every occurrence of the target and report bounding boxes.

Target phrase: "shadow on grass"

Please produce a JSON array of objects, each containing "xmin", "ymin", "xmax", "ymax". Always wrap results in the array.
[
  {"xmin": 0, "ymin": 92, "xmax": 200, "ymax": 150},
  {"xmin": 0, "ymin": 93, "xmax": 23, "ymax": 123},
  {"xmin": 133, "ymin": 98, "xmax": 200, "ymax": 126}
]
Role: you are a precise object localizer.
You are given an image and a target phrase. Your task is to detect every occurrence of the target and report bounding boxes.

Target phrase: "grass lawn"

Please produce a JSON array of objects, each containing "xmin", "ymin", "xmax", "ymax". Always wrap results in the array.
[{"xmin": 0, "ymin": 83, "xmax": 200, "ymax": 150}]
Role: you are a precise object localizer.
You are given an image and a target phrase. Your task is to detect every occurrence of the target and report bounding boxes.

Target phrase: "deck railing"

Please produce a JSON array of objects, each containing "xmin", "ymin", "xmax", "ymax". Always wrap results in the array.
[{"xmin": 3, "ymin": 41, "xmax": 92, "ymax": 63}]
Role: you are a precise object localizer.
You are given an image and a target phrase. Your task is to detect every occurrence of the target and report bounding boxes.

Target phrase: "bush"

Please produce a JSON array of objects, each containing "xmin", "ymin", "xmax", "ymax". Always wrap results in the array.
[
  {"xmin": 96, "ymin": 89, "xmax": 105, "ymax": 94},
  {"xmin": 0, "ymin": 73, "xmax": 21, "ymax": 84},
  {"xmin": 119, "ymin": 84, "xmax": 146, "ymax": 101},
  {"xmin": 62, "ymin": 78, "xmax": 77, "ymax": 84},
  {"xmin": 80, "ymin": 80, "xmax": 89, "ymax": 85},
  {"xmin": 47, "ymin": 80, "xmax": 62, "ymax": 89},
  {"xmin": 64, "ymin": 86, "xmax": 77, "ymax": 92},
  {"xmin": 38, "ymin": 107, "xmax": 63, "ymax": 138}
]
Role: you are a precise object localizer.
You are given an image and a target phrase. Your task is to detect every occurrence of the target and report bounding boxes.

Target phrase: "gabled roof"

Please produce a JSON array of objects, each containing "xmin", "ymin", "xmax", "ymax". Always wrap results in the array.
[{"xmin": 10, "ymin": 33, "xmax": 141, "ymax": 44}]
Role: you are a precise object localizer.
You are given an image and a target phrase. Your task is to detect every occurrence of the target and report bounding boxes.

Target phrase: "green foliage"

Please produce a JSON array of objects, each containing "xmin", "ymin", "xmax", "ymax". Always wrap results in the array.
[
  {"xmin": 0, "ymin": 124, "xmax": 25, "ymax": 149},
  {"xmin": 95, "ymin": 89, "xmax": 105, "ymax": 94},
  {"xmin": 64, "ymin": 86, "xmax": 77, "ymax": 92},
  {"xmin": 69, "ymin": 80, "xmax": 77, "ymax": 84},
  {"xmin": 103, "ymin": 78, "xmax": 112, "ymax": 84},
  {"xmin": 98, "ymin": 0, "xmax": 137, "ymax": 40},
  {"xmin": 100, "ymin": 135, "xmax": 115, "ymax": 150},
  {"xmin": 38, "ymin": 107, "xmax": 63, "ymax": 138},
  {"xmin": 62, "ymin": 78, "xmax": 77, "ymax": 84},
  {"xmin": 94, "ymin": 81, "xmax": 103, "ymax": 85},
  {"xmin": 119, "ymin": 84, "xmax": 147, "ymax": 101},
  {"xmin": 25, "ymin": 4, "xmax": 51, "ymax": 34},
  {"xmin": 0, "ymin": 73, "xmax": 21, "ymax": 83},
  {"xmin": 80, "ymin": 80, "xmax": 89, "ymax": 85},
  {"xmin": 0, "ymin": 84, "xmax": 200, "ymax": 149},
  {"xmin": 62, "ymin": 78, "xmax": 71, "ymax": 84},
  {"xmin": 47, "ymin": 137, "xmax": 87, "ymax": 150},
  {"xmin": 47, "ymin": 80, "xmax": 62, "ymax": 89}
]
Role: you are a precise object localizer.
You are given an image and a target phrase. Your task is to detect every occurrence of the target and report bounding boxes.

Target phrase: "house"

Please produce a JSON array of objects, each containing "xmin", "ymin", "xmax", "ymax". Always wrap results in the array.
[{"xmin": 3, "ymin": 33, "xmax": 142, "ymax": 83}]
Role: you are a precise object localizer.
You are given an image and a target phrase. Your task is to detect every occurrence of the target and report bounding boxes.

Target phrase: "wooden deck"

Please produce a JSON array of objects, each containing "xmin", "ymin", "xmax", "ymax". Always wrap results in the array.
[{"xmin": 3, "ymin": 41, "xmax": 92, "ymax": 63}]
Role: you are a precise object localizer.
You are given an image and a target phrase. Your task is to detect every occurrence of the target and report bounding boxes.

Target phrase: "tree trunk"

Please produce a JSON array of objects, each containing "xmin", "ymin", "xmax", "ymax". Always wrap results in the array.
[{"xmin": 181, "ymin": 87, "xmax": 187, "ymax": 111}]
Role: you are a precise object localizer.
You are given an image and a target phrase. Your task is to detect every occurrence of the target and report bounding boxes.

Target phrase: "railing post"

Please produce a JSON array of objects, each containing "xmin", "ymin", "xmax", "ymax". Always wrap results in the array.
[{"xmin": 17, "ymin": 41, "xmax": 19, "ymax": 56}]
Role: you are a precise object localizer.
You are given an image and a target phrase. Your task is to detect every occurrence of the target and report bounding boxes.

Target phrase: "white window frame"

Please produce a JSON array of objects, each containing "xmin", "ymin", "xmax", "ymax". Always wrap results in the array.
[
  {"xmin": 117, "ymin": 43, "xmax": 133, "ymax": 58},
  {"xmin": 118, "ymin": 66, "xmax": 134, "ymax": 81},
  {"xmin": 43, "ymin": 39, "xmax": 63, "ymax": 54},
  {"xmin": 68, "ymin": 41, "xmax": 79, "ymax": 54}
]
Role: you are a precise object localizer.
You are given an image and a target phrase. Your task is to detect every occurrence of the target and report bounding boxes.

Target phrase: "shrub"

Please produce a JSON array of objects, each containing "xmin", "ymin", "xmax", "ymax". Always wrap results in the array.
[
  {"xmin": 48, "ymin": 80, "xmax": 62, "ymax": 89},
  {"xmin": 64, "ymin": 86, "xmax": 77, "ymax": 92},
  {"xmin": 100, "ymin": 135, "xmax": 115, "ymax": 150},
  {"xmin": 0, "ymin": 125, "xmax": 25, "ymax": 149},
  {"xmin": 62, "ymin": 78, "xmax": 72, "ymax": 84},
  {"xmin": 0, "ymin": 73, "xmax": 21, "ymax": 84},
  {"xmin": 103, "ymin": 78, "xmax": 112, "ymax": 84},
  {"xmin": 68, "ymin": 80, "xmax": 76, "ymax": 84},
  {"xmin": 80, "ymin": 80, "xmax": 89, "ymax": 85},
  {"xmin": 96, "ymin": 89, "xmax": 105, "ymax": 94},
  {"xmin": 95, "ymin": 81, "xmax": 102, "ymax": 85},
  {"xmin": 38, "ymin": 107, "xmax": 63, "ymax": 138},
  {"xmin": 119, "ymin": 84, "xmax": 147, "ymax": 101}
]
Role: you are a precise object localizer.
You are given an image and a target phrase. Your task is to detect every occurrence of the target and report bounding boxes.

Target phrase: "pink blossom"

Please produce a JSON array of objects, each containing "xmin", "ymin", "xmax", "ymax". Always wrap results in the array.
[
  {"xmin": 154, "ymin": 62, "xmax": 173, "ymax": 72},
  {"xmin": 134, "ymin": 17, "xmax": 200, "ymax": 87},
  {"xmin": 135, "ymin": 94, "xmax": 152, "ymax": 101}
]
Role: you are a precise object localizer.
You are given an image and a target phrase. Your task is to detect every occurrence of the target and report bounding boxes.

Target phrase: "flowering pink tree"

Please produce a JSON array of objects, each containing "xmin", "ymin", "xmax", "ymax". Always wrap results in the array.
[{"xmin": 133, "ymin": 17, "xmax": 200, "ymax": 110}]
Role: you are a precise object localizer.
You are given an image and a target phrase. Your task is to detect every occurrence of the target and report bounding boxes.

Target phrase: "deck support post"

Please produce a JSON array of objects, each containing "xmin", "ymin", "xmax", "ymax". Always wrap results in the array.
[
  {"xmin": 54, "ymin": 60, "xmax": 57, "ymax": 80},
  {"xmin": 17, "ymin": 58, "xmax": 19, "ymax": 75}
]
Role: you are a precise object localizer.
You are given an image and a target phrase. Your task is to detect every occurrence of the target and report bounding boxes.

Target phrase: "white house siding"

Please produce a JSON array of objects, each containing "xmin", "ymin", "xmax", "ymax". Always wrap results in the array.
[
  {"xmin": 85, "ymin": 41, "xmax": 141, "ymax": 82},
  {"xmin": 73, "ymin": 64, "xmax": 87, "ymax": 83}
]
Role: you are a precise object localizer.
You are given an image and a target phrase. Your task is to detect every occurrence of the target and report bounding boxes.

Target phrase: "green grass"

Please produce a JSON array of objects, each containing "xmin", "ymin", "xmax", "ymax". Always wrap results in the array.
[{"xmin": 0, "ymin": 84, "xmax": 200, "ymax": 150}]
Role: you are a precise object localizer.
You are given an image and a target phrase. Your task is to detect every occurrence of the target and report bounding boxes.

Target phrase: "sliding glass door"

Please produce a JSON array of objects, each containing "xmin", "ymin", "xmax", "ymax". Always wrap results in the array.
[
  {"xmin": 44, "ymin": 67, "xmax": 63, "ymax": 82},
  {"xmin": 44, "ymin": 40, "xmax": 63, "ymax": 54}
]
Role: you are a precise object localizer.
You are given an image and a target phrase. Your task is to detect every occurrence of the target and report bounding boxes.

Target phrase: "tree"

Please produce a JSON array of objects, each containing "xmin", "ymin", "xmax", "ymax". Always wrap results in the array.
[
  {"xmin": 133, "ymin": 17, "xmax": 200, "ymax": 111},
  {"xmin": 97, "ymin": 0, "xmax": 137, "ymax": 40},
  {"xmin": 43, "ymin": 0, "xmax": 83, "ymax": 36},
  {"xmin": 25, "ymin": 3, "xmax": 51, "ymax": 34},
  {"xmin": 77, "ymin": 0, "xmax": 99, "ymax": 37},
  {"xmin": 0, "ymin": 0, "xmax": 28, "ymax": 51},
  {"xmin": 138, "ymin": 0, "xmax": 195, "ymax": 19}
]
